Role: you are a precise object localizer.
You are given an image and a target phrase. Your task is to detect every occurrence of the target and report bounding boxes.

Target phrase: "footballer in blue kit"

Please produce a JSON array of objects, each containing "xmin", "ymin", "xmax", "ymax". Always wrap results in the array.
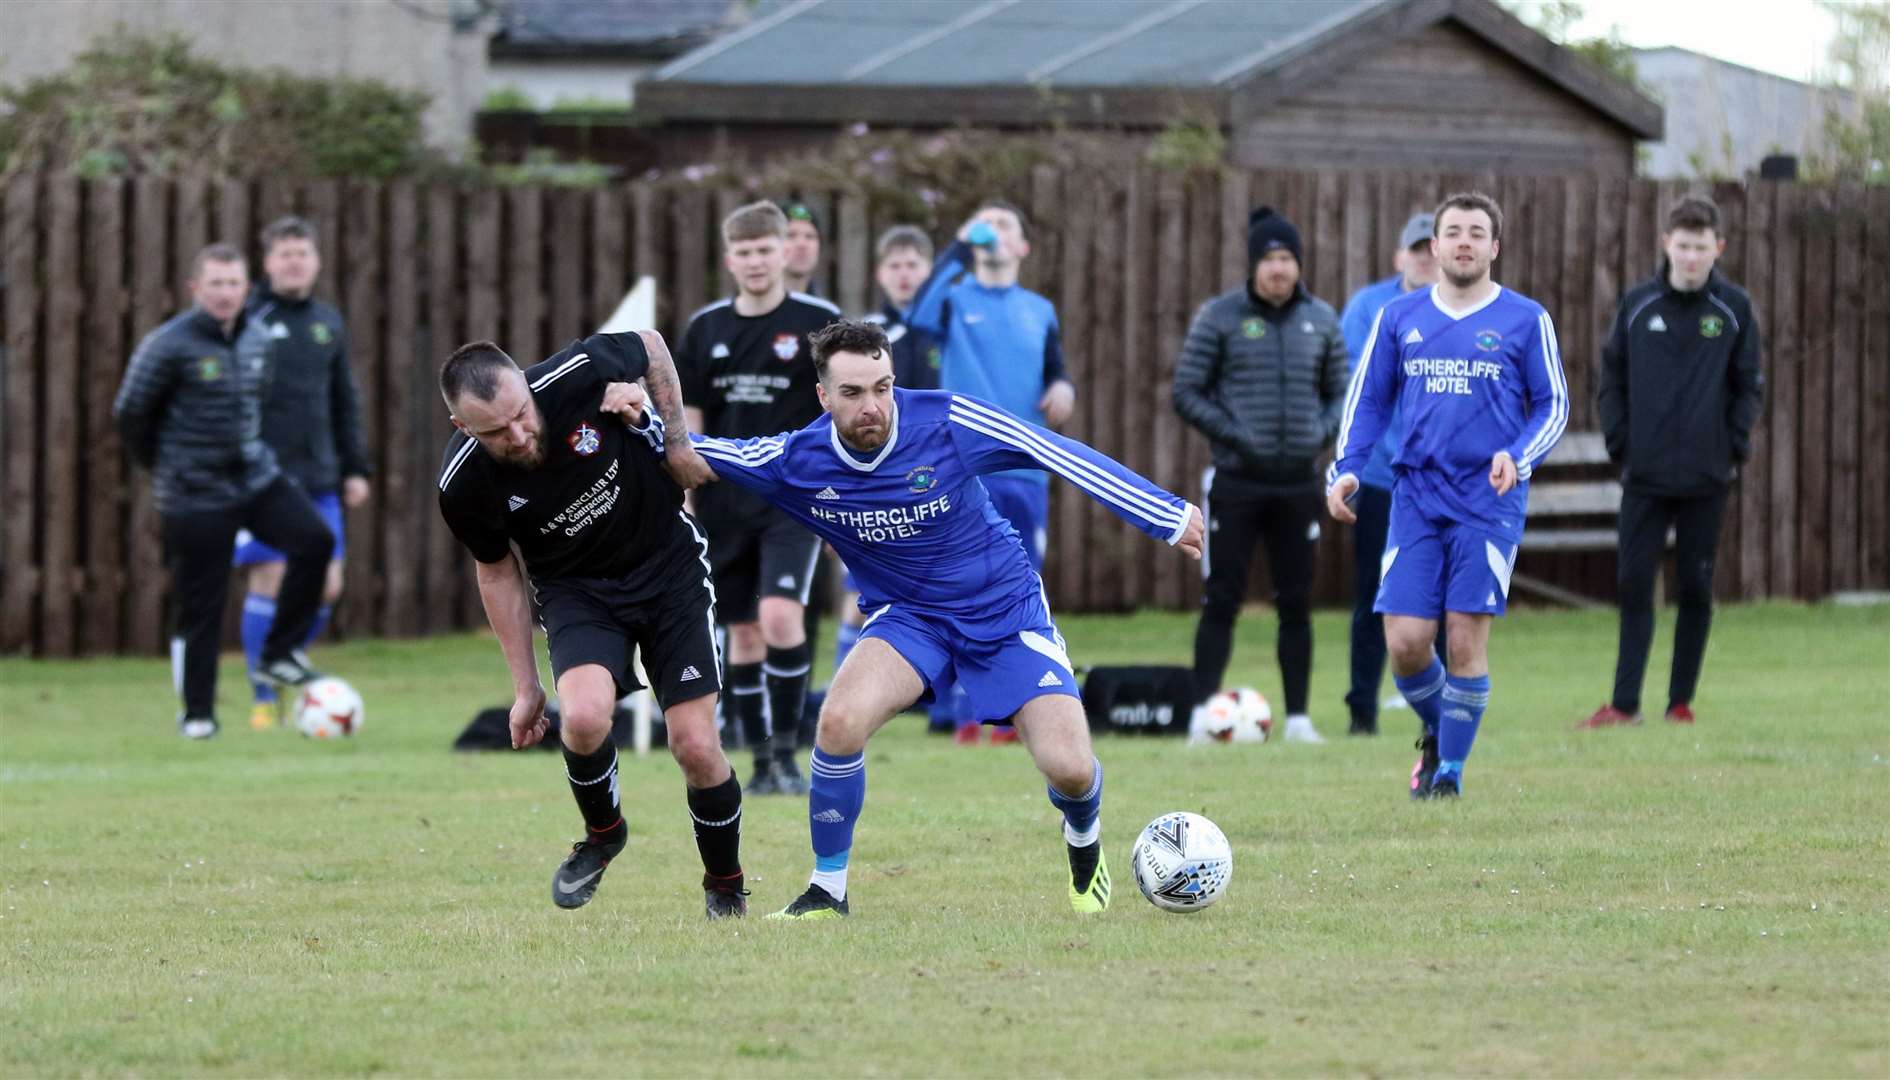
[
  {"xmin": 641, "ymin": 319, "xmax": 1204, "ymax": 919},
  {"xmin": 1327, "ymin": 192, "xmax": 1568, "ymax": 800}
]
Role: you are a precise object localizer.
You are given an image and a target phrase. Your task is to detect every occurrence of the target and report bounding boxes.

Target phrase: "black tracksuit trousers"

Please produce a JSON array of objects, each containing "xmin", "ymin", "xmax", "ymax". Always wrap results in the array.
[
  {"xmin": 1611, "ymin": 487, "xmax": 1728, "ymax": 715},
  {"xmin": 163, "ymin": 477, "xmax": 334, "ymax": 717}
]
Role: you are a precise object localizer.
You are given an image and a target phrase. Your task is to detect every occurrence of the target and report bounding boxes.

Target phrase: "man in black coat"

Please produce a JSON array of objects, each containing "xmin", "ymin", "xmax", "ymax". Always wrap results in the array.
[
  {"xmin": 233, "ymin": 216, "xmax": 372, "ymax": 729},
  {"xmin": 1583, "ymin": 196, "xmax": 1765, "ymax": 728},
  {"xmin": 114, "ymin": 243, "xmax": 333, "ymax": 739},
  {"xmin": 1172, "ymin": 206, "xmax": 1349, "ymax": 744}
]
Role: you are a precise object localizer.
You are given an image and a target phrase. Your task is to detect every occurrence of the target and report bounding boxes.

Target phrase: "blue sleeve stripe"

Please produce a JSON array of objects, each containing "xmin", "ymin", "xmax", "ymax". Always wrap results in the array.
[
  {"xmin": 1516, "ymin": 311, "xmax": 1569, "ymax": 478},
  {"xmin": 949, "ymin": 396, "xmax": 1183, "ymax": 527},
  {"xmin": 1329, "ymin": 307, "xmax": 1387, "ymax": 477},
  {"xmin": 952, "ymin": 408, "xmax": 1184, "ymax": 533},
  {"xmin": 695, "ymin": 435, "xmax": 786, "ymax": 467},
  {"xmin": 948, "ymin": 397, "xmax": 1186, "ymax": 532}
]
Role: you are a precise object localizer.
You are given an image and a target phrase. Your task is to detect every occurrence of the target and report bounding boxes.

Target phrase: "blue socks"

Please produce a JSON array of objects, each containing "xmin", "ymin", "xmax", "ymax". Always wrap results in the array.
[
  {"xmin": 832, "ymin": 621, "xmax": 861, "ymax": 677},
  {"xmin": 241, "ymin": 594, "xmax": 277, "ymax": 704},
  {"xmin": 807, "ymin": 748, "xmax": 865, "ymax": 899},
  {"xmin": 308, "ymin": 604, "xmax": 331, "ymax": 648},
  {"xmin": 1047, "ymin": 759, "xmax": 1103, "ymax": 847},
  {"xmin": 1437, "ymin": 674, "xmax": 1490, "ymax": 785},
  {"xmin": 1394, "ymin": 657, "xmax": 1448, "ymax": 737}
]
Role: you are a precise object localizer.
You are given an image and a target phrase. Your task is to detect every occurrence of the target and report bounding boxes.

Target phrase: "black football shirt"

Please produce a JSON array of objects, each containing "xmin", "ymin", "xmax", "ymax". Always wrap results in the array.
[
  {"xmin": 676, "ymin": 291, "xmax": 841, "ymax": 438},
  {"xmin": 438, "ymin": 332, "xmax": 690, "ymax": 582}
]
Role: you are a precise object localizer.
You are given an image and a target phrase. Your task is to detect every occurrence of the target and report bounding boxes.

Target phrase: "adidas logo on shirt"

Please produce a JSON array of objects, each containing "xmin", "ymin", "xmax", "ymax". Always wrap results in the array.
[
  {"xmin": 1038, "ymin": 670, "xmax": 1062, "ymax": 688},
  {"xmin": 1403, "ymin": 327, "xmax": 1424, "ymax": 344},
  {"xmin": 680, "ymin": 665, "xmax": 702, "ymax": 682},
  {"xmin": 816, "ymin": 486, "xmax": 840, "ymax": 501},
  {"xmin": 1648, "ymin": 314, "xmax": 1667, "ymax": 332},
  {"xmin": 507, "ymin": 496, "xmax": 529, "ymax": 511}
]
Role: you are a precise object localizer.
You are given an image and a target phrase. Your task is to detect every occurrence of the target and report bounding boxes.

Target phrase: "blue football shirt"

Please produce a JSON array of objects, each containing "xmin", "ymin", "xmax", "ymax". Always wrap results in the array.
[
  {"xmin": 684, "ymin": 388, "xmax": 1191, "ymax": 639},
  {"xmin": 1328, "ymin": 285, "xmax": 1568, "ymax": 542}
]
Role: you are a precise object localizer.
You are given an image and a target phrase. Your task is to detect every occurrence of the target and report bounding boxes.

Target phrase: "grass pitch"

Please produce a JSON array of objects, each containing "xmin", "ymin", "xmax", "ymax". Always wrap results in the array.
[{"xmin": 2, "ymin": 603, "xmax": 1886, "ymax": 1077}]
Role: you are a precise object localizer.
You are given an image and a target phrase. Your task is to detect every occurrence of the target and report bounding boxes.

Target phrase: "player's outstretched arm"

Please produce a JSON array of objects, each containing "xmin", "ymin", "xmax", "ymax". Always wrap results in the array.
[
  {"xmin": 637, "ymin": 329, "xmax": 715, "ymax": 490},
  {"xmin": 945, "ymin": 394, "xmax": 1195, "ymax": 549},
  {"xmin": 473, "ymin": 552, "xmax": 548, "ymax": 749}
]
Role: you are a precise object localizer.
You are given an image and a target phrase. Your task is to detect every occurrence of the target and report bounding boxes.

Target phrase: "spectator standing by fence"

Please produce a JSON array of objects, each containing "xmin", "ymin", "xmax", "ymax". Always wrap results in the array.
[
  {"xmin": 1174, "ymin": 206, "xmax": 1349, "ymax": 745},
  {"xmin": 1336, "ymin": 212, "xmax": 1439, "ymax": 736},
  {"xmin": 906, "ymin": 200, "xmax": 1076, "ymax": 744},
  {"xmin": 1581, "ymin": 196, "xmax": 1765, "ymax": 730},
  {"xmin": 232, "ymin": 216, "xmax": 372, "ymax": 729},
  {"xmin": 678, "ymin": 201, "xmax": 841, "ymax": 793},
  {"xmin": 779, "ymin": 200, "xmax": 824, "ymax": 296},
  {"xmin": 113, "ymin": 243, "xmax": 332, "ymax": 739}
]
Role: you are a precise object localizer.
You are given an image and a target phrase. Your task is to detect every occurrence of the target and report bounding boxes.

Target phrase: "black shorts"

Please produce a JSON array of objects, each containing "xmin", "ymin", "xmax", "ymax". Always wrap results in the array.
[
  {"xmin": 699, "ymin": 500, "xmax": 822, "ymax": 624},
  {"xmin": 534, "ymin": 536, "xmax": 722, "ymax": 710}
]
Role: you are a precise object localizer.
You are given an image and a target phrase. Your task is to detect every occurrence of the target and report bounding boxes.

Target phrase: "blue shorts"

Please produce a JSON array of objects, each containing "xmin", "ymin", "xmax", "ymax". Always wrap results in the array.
[
  {"xmin": 234, "ymin": 491, "xmax": 344, "ymax": 565},
  {"xmin": 860, "ymin": 599, "xmax": 1079, "ymax": 724},
  {"xmin": 1375, "ymin": 484, "xmax": 1517, "ymax": 619},
  {"xmin": 983, "ymin": 474, "xmax": 1049, "ymax": 571}
]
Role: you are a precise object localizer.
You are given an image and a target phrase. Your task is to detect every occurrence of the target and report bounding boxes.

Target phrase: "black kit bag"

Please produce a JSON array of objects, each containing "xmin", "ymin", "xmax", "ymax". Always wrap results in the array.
[{"xmin": 1081, "ymin": 665, "xmax": 1195, "ymax": 736}]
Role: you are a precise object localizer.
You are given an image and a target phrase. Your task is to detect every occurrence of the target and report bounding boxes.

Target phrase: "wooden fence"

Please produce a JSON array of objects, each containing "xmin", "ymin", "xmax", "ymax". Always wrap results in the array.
[{"xmin": 2, "ymin": 168, "xmax": 1885, "ymax": 657}]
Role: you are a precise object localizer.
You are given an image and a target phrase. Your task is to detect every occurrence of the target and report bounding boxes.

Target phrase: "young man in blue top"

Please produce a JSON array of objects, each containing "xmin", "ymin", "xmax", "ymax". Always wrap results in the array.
[
  {"xmin": 1336, "ymin": 212, "xmax": 1438, "ymax": 736},
  {"xmin": 905, "ymin": 200, "xmax": 1076, "ymax": 744},
  {"xmin": 641, "ymin": 319, "xmax": 1202, "ymax": 918},
  {"xmin": 1327, "ymin": 192, "xmax": 1568, "ymax": 799}
]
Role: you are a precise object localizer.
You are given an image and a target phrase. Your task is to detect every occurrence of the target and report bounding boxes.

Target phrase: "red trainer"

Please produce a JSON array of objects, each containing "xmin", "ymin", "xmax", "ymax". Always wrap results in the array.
[
  {"xmin": 1575, "ymin": 704, "xmax": 1642, "ymax": 730},
  {"xmin": 954, "ymin": 724, "xmax": 983, "ymax": 746},
  {"xmin": 989, "ymin": 726, "xmax": 1020, "ymax": 745},
  {"xmin": 1665, "ymin": 703, "xmax": 1696, "ymax": 724}
]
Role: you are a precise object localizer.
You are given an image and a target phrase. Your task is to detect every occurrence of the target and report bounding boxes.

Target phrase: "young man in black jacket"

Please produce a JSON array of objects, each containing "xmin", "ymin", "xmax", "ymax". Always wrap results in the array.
[
  {"xmin": 1582, "ymin": 197, "xmax": 1765, "ymax": 728},
  {"xmin": 114, "ymin": 244, "xmax": 333, "ymax": 739},
  {"xmin": 234, "ymin": 217, "xmax": 373, "ymax": 729},
  {"xmin": 1172, "ymin": 207, "xmax": 1349, "ymax": 744}
]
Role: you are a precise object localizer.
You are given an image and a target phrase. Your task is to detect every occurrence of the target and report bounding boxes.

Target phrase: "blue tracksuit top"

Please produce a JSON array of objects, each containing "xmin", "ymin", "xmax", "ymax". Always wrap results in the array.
[
  {"xmin": 1339, "ymin": 273, "xmax": 1413, "ymax": 490},
  {"xmin": 905, "ymin": 240, "xmax": 1068, "ymax": 487}
]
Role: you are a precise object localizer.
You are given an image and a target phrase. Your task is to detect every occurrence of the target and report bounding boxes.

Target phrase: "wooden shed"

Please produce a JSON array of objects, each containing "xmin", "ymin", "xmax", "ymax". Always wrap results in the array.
[{"xmin": 637, "ymin": 0, "xmax": 1662, "ymax": 175}]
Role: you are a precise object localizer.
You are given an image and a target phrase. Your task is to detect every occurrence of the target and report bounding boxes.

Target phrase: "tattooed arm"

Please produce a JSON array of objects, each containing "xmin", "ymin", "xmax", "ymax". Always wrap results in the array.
[{"xmin": 636, "ymin": 329, "xmax": 715, "ymax": 489}]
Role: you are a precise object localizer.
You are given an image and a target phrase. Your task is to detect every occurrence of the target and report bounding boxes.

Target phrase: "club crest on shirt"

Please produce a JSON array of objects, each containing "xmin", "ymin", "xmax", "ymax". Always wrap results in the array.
[
  {"xmin": 1241, "ymin": 318, "xmax": 1265, "ymax": 339},
  {"xmin": 1699, "ymin": 314, "xmax": 1724, "ymax": 338},
  {"xmin": 773, "ymin": 333, "xmax": 801, "ymax": 362},
  {"xmin": 1474, "ymin": 329, "xmax": 1503, "ymax": 351},
  {"xmin": 906, "ymin": 465, "xmax": 938, "ymax": 493},
  {"xmin": 567, "ymin": 423, "xmax": 601, "ymax": 456},
  {"xmin": 310, "ymin": 323, "xmax": 334, "ymax": 346},
  {"xmin": 196, "ymin": 356, "xmax": 222, "ymax": 381}
]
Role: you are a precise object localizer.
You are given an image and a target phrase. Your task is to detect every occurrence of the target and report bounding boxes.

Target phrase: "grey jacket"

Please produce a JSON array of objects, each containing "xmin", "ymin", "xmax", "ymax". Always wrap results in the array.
[
  {"xmin": 114, "ymin": 305, "xmax": 282, "ymax": 513},
  {"xmin": 1172, "ymin": 284, "xmax": 1349, "ymax": 484}
]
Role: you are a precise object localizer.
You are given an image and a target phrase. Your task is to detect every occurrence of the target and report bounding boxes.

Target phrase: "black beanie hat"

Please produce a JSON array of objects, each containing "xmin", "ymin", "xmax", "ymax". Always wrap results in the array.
[{"xmin": 1248, "ymin": 206, "xmax": 1302, "ymax": 268}]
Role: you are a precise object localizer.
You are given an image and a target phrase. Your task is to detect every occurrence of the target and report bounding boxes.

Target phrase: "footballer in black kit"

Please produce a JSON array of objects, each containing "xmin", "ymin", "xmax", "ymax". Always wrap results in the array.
[
  {"xmin": 436, "ymin": 328, "xmax": 746, "ymax": 919},
  {"xmin": 677, "ymin": 248, "xmax": 842, "ymax": 794}
]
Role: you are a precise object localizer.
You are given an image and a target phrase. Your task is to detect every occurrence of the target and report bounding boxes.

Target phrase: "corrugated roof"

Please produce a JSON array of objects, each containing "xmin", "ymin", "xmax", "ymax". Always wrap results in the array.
[{"xmin": 655, "ymin": 0, "xmax": 1382, "ymax": 87}]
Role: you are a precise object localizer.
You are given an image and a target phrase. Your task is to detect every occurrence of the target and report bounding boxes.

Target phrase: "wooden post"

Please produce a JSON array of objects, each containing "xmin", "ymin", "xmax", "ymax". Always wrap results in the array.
[{"xmin": 1, "ymin": 174, "xmax": 42, "ymax": 653}]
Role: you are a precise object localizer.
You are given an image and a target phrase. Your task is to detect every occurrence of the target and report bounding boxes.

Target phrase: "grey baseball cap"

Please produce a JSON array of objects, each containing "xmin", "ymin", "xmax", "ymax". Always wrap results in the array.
[{"xmin": 1399, "ymin": 212, "xmax": 1435, "ymax": 250}]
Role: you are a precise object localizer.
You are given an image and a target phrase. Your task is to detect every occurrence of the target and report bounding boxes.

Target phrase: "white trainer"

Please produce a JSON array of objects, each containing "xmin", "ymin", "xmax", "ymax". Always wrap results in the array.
[{"xmin": 1282, "ymin": 714, "xmax": 1326, "ymax": 745}]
